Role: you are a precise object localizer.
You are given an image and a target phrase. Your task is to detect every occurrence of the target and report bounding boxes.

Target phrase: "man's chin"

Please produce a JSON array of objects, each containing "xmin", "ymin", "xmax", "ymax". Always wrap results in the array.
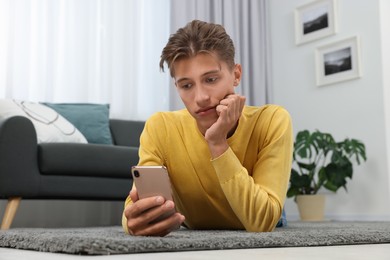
[{"xmin": 197, "ymin": 118, "xmax": 217, "ymax": 130}]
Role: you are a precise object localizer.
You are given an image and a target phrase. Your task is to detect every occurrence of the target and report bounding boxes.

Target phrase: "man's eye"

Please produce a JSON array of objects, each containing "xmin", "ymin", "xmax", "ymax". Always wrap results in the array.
[
  {"xmin": 181, "ymin": 83, "xmax": 192, "ymax": 89},
  {"xmin": 206, "ymin": 77, "xmax": 217, "ymax": 83}
]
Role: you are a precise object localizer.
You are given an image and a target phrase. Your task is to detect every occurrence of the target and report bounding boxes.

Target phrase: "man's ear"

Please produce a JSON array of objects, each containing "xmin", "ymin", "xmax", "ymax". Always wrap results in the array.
[{"xmin": 233, "ymin": 64, "xmax": 242, "ymax": 86}]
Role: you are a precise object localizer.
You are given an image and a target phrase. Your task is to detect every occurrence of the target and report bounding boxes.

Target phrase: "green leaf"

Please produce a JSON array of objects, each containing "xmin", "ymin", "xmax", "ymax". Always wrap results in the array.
[
  {"xmin": 317, "ymin": 167, "xmax": 327, "ymax": 188},
  {"xmin": 296, "ymin": 161, "xmax": 316, "ymax": 171},
  {"xmin": 323, "ymin": 162, "xmax": 352, "ymax": 192},
  {"xmin": 288, "ymin": 168, "xmax": 312, "ymax": 195},
  {"xmin": 294, "ymin": 130, "xmax": 314, "ymax": 159},
  {"xmin": 323, "ymin": 181, "xmax": 339, "ymax": 192},
  {"xmin": 286, "ymin": 187, "xmax": 300, "ymax": 198},
  {"xmin": 343, "ymin": 138, "xmax": 367, "ymax": 164},
  {"xmin": 312, "ymin": 131, "xmax": 336, "ymax": 156}
]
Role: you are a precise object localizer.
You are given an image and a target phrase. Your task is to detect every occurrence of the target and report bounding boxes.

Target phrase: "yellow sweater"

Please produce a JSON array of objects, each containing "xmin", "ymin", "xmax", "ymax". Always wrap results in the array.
[{"xmin": 122, "ymin": 105, "xmax": 293, "ymax": 232}]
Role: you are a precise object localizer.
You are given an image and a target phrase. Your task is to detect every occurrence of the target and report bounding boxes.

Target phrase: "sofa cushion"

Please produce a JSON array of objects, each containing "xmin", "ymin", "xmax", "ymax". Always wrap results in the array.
[
  {"xmin": 0, "ymin": 99, "xmax": 87, "ymax": 143},
  {"xmin": 42, "ymin": 103, "xmax": 113, "ymax": 145},
  {"xmin": 110, "ymin": 119, "xmax": 144, "ymax": 147},
  {"xmin": 38, "ymin": 143, "xmax": 139, "ymax": 179}
]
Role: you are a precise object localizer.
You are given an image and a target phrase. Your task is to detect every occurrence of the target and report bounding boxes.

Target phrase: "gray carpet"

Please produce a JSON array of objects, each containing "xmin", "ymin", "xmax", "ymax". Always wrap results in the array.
[{"xmin": 0, "ymin": 221, "xmax": 389, "ymax": 255}]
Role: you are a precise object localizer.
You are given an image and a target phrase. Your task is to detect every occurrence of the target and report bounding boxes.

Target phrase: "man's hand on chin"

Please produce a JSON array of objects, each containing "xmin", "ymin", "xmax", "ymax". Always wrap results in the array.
[{"xmin": 205, "ymin": 94, "xmax": 246, "ymax": 158}]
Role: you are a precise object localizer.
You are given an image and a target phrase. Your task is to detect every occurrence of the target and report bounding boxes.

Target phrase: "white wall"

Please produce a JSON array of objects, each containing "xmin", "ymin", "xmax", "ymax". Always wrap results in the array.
[{"xmin": 269, "ymin": 0, "xmax": 390, "ymax": 220}]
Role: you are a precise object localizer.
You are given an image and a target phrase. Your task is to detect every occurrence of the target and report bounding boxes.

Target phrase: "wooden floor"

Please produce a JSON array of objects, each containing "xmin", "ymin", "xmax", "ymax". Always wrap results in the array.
[{"xmin": 1, "ymin": 243, "xmax": 390, "ymax": 260}]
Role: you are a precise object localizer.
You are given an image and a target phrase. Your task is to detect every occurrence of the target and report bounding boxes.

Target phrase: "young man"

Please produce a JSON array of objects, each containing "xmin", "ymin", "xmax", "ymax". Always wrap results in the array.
[{"xmin": 122, "ymin": 20, "xmax": 293, "ymax": 237}]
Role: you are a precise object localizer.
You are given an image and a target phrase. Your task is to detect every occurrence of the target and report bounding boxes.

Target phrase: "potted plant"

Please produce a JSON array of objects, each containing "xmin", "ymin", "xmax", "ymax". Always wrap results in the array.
[{"xmin": 287, "ymin": 129, "xmax": 367, "ymax": 221}]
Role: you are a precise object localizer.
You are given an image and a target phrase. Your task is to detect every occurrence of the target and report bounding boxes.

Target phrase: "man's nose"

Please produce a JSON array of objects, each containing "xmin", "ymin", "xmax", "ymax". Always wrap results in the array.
[{"xmin": 194, "ymin": 85, "xmax": 210, "ymax": 104}]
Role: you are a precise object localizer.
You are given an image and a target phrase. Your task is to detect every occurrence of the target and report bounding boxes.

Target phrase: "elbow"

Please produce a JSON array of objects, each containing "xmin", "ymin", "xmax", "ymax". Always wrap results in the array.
[{"xmin": 244, "ymin": 200, "xmax": 283, "ymax": 232}]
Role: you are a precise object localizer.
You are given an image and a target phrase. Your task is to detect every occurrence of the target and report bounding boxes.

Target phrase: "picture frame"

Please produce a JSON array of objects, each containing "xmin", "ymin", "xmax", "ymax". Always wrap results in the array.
[
  {"xmin": 295, "ymin": 0, "xmax": 337, "ymax": 45},
  {"xmin": 315, "ymin": 36, "xmax": 361, "ymax": 86}
]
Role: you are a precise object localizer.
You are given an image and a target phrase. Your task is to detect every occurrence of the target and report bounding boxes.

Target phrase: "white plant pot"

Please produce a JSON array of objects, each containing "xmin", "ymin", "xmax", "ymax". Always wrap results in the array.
[{"xmin": 296, "ymin": 194, "xmax": 325, "ymax": 221}]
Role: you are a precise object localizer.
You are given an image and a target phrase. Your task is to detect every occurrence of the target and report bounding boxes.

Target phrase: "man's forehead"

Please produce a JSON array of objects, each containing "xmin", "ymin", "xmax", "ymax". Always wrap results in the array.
[{"xmin": 172, "ymin": 54, "xmax": 224, "ymax": 78}]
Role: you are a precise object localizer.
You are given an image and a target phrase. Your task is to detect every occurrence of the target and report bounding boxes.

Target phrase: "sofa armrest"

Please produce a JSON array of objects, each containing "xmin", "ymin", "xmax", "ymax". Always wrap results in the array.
[
  {"xmin": 0, "ymin": 116, "xmax": 41, "ymax": 197},
  {"xmin": 109, "ymin": 119, "xmax": 145, "ymax": 147}
]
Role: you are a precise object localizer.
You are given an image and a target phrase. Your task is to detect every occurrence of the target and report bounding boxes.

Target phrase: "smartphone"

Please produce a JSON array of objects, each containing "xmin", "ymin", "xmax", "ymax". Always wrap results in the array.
[
  {"xmin": 131, "ymin": 166, "xmax": 173, "ymax": 201},
  {"xmin": 131, "ymin": 166, "xmax": 175, "ymax": 222}
]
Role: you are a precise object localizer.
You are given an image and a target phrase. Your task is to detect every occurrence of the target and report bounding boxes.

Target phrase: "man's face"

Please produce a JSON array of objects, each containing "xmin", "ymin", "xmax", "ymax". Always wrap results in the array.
[{"xmin": 173, "ymin": 53, "xmax": 241, "ymax": 134}]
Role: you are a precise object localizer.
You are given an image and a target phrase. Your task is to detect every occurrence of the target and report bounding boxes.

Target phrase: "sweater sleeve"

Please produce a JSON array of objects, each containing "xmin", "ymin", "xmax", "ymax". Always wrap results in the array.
[
  {"xmin": 122, "ymin": 193, "xmax": 133, "ymax": 234},
  {"xmin": 211, "ymin": 107, "xmax": 293, "ymax": 232}
]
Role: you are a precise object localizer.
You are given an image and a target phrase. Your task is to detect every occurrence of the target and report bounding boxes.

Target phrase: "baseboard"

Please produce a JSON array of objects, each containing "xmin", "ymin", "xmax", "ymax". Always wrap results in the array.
[{"xmin": 286, "ymin": 213, "xmax": 390, "ymax": 222}]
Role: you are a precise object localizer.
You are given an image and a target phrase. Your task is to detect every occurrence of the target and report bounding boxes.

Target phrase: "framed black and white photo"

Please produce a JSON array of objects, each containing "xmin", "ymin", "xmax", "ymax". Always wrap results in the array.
[
  {"xmin": 315, "ymin": 36, "xmax": 361, "ymax": 86},
  {"xmin": 295, "ymin": 0, "xmax": 337, "ymax": 45}
]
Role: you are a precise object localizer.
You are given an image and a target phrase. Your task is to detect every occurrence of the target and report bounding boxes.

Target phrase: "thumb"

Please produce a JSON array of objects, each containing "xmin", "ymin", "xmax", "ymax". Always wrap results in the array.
[{"xmin": 130, "ymin": 186, "xmax": 139, "ymax": 202}]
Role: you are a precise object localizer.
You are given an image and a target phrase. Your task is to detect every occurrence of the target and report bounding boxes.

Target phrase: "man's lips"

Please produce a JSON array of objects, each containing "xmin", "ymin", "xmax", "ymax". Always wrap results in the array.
[{"xmin": 195, "ymin": 106, "xmax": 216, "ymax": 115}]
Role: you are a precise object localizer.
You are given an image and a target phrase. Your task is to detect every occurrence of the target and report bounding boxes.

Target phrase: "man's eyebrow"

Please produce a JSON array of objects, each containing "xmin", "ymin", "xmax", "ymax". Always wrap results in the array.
[
  {"xmin": 175, "ymin": 77, "xmax": 190, "ymax": 84},
  {"xmin": 176, "ymin": 70, "xmax": 221, "ymax": 84},
  {"xmin": 202, "ymin": 70, "xmax": 221, "ymax": 77}
]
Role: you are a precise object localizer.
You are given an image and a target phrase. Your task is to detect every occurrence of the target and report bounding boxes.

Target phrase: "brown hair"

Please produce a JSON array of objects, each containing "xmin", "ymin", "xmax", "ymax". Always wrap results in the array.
[{"xmin": 159, "ymin": 20, "xmax": 235, "ymax": 77}]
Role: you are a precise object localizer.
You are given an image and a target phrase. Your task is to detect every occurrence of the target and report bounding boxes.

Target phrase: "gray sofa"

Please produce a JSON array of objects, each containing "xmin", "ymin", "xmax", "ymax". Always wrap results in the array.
[{"xmin": 0, "ymin": 115, "xmax": 144, "ymax": 229}]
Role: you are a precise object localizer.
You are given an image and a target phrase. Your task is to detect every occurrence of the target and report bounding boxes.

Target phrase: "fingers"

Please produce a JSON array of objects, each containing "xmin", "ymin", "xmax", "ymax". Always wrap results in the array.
[
  {"xmin": 238, "ymin": 95, "xmax": 246, "ymax": 112},
  {"xmin": 125, "ymin": 196, "xmax": 185, "ymax": 237},
  {"xmin": 217, "ymin": 94, "xmax": 246, "ymax": 122},
  {"xmin": 221, "ymin": 94, "xmax": 246, "ymax": 109},
  {"xmin": 134, "ymin": 212, "xmax": 185, "ymax": 237},
  {"xmin": 125, "ymin": 196, "xmax": 165, "ymax": 220}
]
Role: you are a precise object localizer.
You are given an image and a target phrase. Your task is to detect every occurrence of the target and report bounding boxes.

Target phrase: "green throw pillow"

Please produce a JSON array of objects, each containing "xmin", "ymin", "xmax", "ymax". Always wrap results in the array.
[{"xmin": 42, "ymin": 103, "xmax": 113, "ymax": 145}]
